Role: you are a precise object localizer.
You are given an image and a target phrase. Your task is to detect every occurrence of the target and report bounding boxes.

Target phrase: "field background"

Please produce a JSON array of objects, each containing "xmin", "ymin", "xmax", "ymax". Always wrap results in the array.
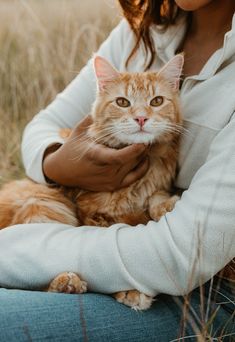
[{"xmin": 0, "ymin": 0, "xmax": 118, "ymax": 185}]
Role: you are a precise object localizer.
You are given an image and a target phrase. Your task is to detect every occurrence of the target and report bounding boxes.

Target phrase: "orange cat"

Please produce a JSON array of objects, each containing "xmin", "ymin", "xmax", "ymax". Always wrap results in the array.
[{"xmin": 0, "ymin": 54, "xmax": 184, "ymax": 310}]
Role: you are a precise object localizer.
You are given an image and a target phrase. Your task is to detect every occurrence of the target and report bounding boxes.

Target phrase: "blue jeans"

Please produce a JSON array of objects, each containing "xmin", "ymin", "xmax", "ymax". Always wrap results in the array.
[{"xmin": 0, "ymin": 279, "xmax": 234, "ymax": 341}]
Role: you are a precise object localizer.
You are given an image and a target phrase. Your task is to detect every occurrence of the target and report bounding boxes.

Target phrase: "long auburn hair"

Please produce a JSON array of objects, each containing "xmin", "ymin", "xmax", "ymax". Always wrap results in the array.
[{"xmin": 118, "ymin": 0, "xmax": 183, "ymax": 69}]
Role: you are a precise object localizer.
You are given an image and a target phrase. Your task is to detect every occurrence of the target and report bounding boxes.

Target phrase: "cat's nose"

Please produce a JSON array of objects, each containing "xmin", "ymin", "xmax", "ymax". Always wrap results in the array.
[{"xmin": 134, "ymin": 116, "xmax": 148, "ymax": 127}]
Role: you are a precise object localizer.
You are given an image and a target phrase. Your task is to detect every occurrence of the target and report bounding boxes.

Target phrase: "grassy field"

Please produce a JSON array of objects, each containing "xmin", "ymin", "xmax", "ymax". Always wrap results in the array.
[{"xmin": 0, "ymin": 0, "xmax": 118, "ymax": 185}]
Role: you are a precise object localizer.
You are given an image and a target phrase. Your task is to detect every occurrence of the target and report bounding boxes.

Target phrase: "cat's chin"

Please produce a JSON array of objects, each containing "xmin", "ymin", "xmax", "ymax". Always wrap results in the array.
[{"xmin": 117, "ymin": 132, "xmax": 157, "ymax": 145}]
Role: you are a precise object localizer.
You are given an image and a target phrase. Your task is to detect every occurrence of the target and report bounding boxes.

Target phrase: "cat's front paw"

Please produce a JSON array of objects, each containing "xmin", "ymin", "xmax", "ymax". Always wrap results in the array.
[
  {"xmin": 47, "ymin": 272, "xmax": 87, "ymax": 294},
  {"xmin": 113, "ymin": 290, "xmax": 153, "ymax": 311},
  {"xmin": 150, "ymin": 195, "xmax": 179, "ymax": 221}
]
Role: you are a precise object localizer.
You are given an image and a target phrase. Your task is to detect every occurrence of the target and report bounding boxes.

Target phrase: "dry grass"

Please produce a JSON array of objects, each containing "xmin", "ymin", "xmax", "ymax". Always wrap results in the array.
[{"xmin": 0, "ymin": 0, "xmax": 118, "ymax": 185}]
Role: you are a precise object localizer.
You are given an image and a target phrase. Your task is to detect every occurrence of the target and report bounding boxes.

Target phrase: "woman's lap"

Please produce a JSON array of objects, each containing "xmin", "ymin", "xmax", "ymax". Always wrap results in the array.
[{"xmin": 0, "ymin": 280, "xmax": 234, "ymax": 342}]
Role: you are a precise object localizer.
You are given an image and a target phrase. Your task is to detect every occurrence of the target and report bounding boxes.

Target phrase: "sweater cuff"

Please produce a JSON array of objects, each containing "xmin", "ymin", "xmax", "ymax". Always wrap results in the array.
[{"xmin": 23, "ymin": 137, "xmax": 64, "ymax": 184}]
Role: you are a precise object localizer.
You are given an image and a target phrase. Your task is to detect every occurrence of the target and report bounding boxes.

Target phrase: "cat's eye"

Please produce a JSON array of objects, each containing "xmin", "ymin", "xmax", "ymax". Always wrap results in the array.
[
  {"xmin": 150, "ymin": 96, "xmax": 164, "ymax": 107},
  {"xmin": 116, "ymin": 97, "xmax": 131, "ymax": 107}
]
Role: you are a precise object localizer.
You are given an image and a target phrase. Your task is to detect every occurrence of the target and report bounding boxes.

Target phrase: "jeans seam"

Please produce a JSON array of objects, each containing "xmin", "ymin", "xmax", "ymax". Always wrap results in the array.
[{"xmin": 78, "ymin": 295, "xmax": 88, "ymax": 342}]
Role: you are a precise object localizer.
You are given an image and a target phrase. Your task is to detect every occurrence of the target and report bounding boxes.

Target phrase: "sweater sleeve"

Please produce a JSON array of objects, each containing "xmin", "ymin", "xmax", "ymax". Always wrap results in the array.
[
  {"xmin": 1, "ymin": 115, "xmax": 234, "ymax": 295},
  {"xmin": 21, "ymin": 20, "xmax": 130, "ymax": 184}
]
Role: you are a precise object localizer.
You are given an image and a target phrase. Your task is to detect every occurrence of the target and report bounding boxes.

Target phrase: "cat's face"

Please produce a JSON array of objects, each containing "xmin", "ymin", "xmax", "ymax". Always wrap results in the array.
[{"xmin": 89, "ymin": 55, "xmax": 184, "ymax": 147}]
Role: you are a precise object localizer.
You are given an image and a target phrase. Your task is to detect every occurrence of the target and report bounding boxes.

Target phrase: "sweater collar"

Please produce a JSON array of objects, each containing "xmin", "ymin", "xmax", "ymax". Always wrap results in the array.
[{"xmin": 153, "ymin": 12, "xmax": 235, "ymax": 80}]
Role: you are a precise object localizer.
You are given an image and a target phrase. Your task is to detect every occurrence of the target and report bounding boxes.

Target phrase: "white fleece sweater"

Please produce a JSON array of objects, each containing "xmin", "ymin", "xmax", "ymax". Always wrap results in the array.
[{"xmin": 0, "ymin": 14, "xmax": 234, "ymax": 295}]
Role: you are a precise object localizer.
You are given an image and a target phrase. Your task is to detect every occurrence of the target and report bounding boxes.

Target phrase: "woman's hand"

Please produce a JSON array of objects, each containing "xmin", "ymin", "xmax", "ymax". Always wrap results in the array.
[{"xmin": 43, "ymin": 116, "xmax": 149, "ymax": 191}]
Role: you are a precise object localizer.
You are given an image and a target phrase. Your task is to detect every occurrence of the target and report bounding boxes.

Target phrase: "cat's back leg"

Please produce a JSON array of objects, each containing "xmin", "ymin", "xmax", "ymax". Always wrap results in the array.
[{"xmin": 113, "ymin": 291, "xmax": 154, "ymax": 311}]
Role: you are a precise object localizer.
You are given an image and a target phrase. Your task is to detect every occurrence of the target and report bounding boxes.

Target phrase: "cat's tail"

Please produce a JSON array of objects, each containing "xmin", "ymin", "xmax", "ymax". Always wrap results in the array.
[{"xmin": 0, "ymin": 179, "xmax": 79, "ymax": 229}]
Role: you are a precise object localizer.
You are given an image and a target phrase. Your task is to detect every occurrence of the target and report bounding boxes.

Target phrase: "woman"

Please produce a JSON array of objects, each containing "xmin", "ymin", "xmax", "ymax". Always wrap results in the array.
[{"xmin": 0, "ymin": 0, "xmax": 234, "ymax": 340}]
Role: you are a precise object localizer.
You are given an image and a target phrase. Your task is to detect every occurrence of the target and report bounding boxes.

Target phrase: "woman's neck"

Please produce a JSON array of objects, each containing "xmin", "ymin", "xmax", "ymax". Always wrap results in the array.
[
  {"xmin": 190, "ymin": 0, "xmax": 235, "ymax": 41},
  {"xmin": 180, "ymin": 0, "xmax": 235, "ymax": 77}
]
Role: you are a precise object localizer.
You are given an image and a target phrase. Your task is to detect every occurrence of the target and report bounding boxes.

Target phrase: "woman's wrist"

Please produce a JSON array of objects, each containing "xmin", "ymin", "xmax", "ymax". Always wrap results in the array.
[{"xmin": 42, "ymin": 143, "xmax": 63, "ymax": 184}]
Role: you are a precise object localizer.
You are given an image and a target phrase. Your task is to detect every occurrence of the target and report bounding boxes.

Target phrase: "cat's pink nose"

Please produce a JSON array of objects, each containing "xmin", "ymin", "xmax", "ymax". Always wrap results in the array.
[{"xmin": 134, "ymin": 116, "xmax": 148, "ymax": 127}]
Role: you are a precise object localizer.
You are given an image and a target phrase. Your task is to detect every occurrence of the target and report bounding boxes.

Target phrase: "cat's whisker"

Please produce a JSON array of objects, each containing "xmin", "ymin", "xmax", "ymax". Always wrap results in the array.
[
  {"xmin": 69, "ymin": 136, "xmax": 91, "ymax": 149},
  {"xmin": 86, "ymin": 126, "xmax": 133, "ymax": 147},
  {"xmin": 70, "ymin": 136, "xmax": 94, "ymax": 150},
  {"xmin": 151, "ymin": 126, "xmax": 182, "ymax": 137},
  {"xmin": 160, "ymin": 127, "xmax": 183, "ymax": 135},
  {"xmin": 59, "ymin": 123, "xmax": 93, "ymax": 141},
  {"xmin": 91, "ymin": 128, "xmax": 132, "ymax": 145},
  {"xmin": 88, "ymin": 127, "xmax": 123, "ymax": 141},
  {"xmin": 163, "ymin": 122, "xmax": 190, "ymax": 134},
  {"xmin": 60, "ymin": 123, "xmax": 127, "ymax": 149},
  {"xmin": 70, "ymin": 129, "xmax": 126, "ymax": 161},
  {"xmin": 71, "ymin": 143, "xmax": 95, "ymax": 162},
  {"xmin": 163, "ymin": 124, "xmax": 193, "ymax": 139},
  {"xmin": 69, "ymin": 127, "xmax": 119, "ymax": 149},
  {"xmin": 62, "ymin": 126, "xmax": 95, "ymax": 145}
]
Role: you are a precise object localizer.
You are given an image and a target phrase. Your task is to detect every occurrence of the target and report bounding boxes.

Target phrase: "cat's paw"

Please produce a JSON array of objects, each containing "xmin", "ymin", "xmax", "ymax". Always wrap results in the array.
[
  {"xmin": 113, "ymin": 290, "xmax": 153, "ymax": 311},
  {"xmin": 47, "ymin": 272, "xmax": 87, "ymax": 294},
  {"xmin": 150, "ymin": 195, "xmax": 179, "ymax": 221},
  {"xmin": 59, "ymin": 128, "xmax": 72, "ymax": 139}
]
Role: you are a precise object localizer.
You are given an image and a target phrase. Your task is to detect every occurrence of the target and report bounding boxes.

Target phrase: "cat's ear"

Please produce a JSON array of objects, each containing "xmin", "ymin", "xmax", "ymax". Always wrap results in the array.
[
  {"xmin": 94, "ymin": 56, "xmax": 120, "ymax": 91},
  {"xmin": 157, "ymin": 54, "xmax": 184, "ymax": 91}
]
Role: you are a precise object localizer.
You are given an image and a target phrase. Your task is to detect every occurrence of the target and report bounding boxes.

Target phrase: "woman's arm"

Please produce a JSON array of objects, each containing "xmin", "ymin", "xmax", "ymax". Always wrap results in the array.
[{"xmin": 1, "ymin": 115, "xmax": 234, "ymax": 295}]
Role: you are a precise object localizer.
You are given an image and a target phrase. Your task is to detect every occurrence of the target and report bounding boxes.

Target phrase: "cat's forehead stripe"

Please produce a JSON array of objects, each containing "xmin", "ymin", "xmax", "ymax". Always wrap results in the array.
[
  {"xmin": 123, "ymin": 74, "xmax": 159, "ymax": 97},
  {"xmin": 124, "ymin": 81, "xmax": 129, "ymax": 97}
]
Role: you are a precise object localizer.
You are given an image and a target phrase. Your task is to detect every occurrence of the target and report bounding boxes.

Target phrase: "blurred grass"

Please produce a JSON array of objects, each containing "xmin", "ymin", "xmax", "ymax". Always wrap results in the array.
[{"xmin": 0, "ymin": 0, "xmax": 118, "ymax": 185}]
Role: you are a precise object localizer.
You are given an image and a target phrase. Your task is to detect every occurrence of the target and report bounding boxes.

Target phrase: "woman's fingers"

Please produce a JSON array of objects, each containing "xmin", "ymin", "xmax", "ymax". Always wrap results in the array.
[
  {"xmin": 113, "ymin": 144, "xmax": 147, "ymax": 162},
  {"xmin": 91, "ymin": 143, "xmax": 148, "ymax": 165},
  {"xmin": 86, "ymin": 142, "xmax": 149, "ymax": 189},
  {"xmin": 120, "ymin": 157, "xmax": 149, "ymax": 188}
]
